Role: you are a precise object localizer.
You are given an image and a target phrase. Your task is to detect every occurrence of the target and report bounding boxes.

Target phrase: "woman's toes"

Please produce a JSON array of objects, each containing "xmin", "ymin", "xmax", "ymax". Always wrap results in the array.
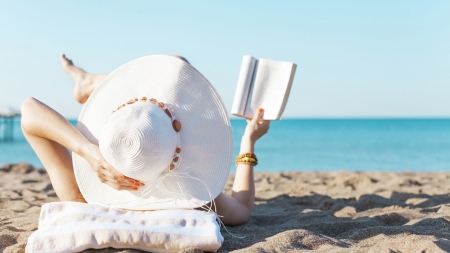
[{"xmin": 60, "ymin": 54, "xmax": 73, "ymax": 66}]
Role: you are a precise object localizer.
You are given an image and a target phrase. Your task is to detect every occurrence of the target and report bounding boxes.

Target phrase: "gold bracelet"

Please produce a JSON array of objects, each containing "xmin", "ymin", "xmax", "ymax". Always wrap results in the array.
[
  {"xmin": 236, "ymin": 161, "xmax": 258, "ymax": 167},
  {"xmin": 236, "ymin": 153, "xmax": 257, "ymax": 160},
  {"xmin": 235, "ymin": 153, "xmax": 258, "ymax": 167},
  {"xmin": 236, "ymin": 158, "xmax": 258, "ymax": 164}
]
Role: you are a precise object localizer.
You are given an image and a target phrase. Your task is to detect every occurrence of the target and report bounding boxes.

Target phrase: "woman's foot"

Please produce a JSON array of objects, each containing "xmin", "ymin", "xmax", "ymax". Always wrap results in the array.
[
  {"xmin": 60, "ymin": 54, "xmax": 188, "ymax": 104},
  {"xmin": 60, "ymin": 54, "xmax": 107, "ymax": 104}
]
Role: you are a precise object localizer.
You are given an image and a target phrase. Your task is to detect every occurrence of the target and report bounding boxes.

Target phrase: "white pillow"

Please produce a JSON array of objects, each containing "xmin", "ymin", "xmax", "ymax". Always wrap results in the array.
[{"xmin": 26, "ymin": 202, "xmax": 223, "ymax": 253}]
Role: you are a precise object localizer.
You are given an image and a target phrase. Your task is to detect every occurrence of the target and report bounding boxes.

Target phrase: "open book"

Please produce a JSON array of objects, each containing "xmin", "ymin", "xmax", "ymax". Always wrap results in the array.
[{"xmin": 231, "ymin": 55, "xmax": 297, "ymax": 120}]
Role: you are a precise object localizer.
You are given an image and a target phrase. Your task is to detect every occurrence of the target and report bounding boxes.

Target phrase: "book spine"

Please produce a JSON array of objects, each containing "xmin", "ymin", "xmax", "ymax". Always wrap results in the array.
[{"xmin": 231, "ymin": 55, "xmax": 256, "ymax": 117}]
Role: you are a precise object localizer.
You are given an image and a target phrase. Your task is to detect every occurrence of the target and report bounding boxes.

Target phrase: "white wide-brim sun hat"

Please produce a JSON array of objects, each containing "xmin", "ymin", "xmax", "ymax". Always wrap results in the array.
[{"xmin": 73, "ymin": 55, "xmax": 233, "ymax": 210}]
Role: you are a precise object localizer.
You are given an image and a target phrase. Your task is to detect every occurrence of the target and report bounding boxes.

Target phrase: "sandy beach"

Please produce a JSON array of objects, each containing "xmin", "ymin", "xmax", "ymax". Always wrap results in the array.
[{"xmin": 2, "ymin": 163, "xmax": 450, "ymax": 252}]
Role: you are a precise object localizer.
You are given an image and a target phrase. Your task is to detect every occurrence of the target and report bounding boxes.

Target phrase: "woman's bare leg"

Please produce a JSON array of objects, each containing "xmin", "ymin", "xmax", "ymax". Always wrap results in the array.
[
  {"xmin": 60, "ymin": 54, "xmax": 108, "ymax": 104},
  {"xmin": 21, "ymin": 97, "xmax": 86, "ymax": 202},
  {"xmin": 60, "ymin": 54, "xmax": 190, "ymax": 104}
]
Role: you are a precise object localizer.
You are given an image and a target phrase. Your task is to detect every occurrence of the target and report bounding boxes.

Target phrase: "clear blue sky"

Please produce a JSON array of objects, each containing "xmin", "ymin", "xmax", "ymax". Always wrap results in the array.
[{"xmin": 0, "ymin": 1, "xmax": 449, "ymax": 118}]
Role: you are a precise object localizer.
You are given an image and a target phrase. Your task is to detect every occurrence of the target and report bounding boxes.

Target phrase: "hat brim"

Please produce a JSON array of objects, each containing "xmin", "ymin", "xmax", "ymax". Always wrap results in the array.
[{"xmin": 73, "ymin": 55, "xmax": 232, "ymax": 210}]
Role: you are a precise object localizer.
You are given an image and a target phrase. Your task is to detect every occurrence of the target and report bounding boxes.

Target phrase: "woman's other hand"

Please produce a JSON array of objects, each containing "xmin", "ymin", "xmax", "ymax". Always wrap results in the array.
[
  {"xmin": 244, "ymin": 108, "xmax": 270, "ymax": 143},
  {"xmin": 82, "ymin": 143, "xmax": 143, "ymax": 191}
]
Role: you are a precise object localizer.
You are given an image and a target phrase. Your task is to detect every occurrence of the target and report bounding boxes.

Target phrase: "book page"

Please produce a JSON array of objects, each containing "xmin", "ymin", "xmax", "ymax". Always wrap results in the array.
[
  {"xmin": 231, "ymin": 55, "xmax": 257, "ymax": 117},
  {"xmin": 244, "ymin": 59, "xmax": 295, "ymax": 120}
]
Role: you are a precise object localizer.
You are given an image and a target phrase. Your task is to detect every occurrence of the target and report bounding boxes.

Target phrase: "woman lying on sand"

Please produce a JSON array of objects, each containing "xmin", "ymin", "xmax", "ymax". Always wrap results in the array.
[{"xmin": 20, "ymin": 54, "xmax": 270, "ymax": 226}]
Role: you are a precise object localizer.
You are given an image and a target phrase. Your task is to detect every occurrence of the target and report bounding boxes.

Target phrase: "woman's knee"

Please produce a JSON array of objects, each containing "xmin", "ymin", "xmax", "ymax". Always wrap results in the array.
[
  {"xmin": 20, "ymin": 97, "xmax": 39, "ymax": 131},
  {"xmin": 21, "ymin": 97, "xmax": 38, "ymax": 114}
]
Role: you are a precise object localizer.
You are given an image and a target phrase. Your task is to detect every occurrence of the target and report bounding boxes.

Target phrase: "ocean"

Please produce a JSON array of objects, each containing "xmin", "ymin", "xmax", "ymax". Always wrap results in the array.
[{"xmin": 1, "ymin": 118, "xmax": 449, "ymax": 172}]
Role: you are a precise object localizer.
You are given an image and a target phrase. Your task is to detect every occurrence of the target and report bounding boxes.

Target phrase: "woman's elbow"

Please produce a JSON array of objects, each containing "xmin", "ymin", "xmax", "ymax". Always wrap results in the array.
[{"xmin": 222, "ymin": 208, "xmax": 251, "ymax": 227}]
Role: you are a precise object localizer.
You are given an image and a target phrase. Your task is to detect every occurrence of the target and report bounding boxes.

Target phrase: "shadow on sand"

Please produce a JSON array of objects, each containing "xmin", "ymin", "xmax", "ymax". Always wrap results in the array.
[{"xmin": 220, "ymin": 192, "xmax": 450, "ymax": 252}]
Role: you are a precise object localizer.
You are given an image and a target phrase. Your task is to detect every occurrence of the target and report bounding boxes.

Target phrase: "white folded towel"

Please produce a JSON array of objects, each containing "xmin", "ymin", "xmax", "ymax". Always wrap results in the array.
[{"xmin": 26, "ymin": 202, "xmax": 223, "ymax": 253}]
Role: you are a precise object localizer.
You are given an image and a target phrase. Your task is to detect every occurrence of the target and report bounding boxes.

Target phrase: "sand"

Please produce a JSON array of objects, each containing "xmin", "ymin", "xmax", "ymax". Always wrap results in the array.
[{"xmin": 2, "ymin": 163, "xmax": 450, "ymax": 252}]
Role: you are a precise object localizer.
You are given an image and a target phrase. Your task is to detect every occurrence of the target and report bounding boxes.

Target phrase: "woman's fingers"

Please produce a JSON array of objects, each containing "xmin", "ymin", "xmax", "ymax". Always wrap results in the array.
[
  {"xmin": 97, "ymin": 165, "xmax": 144, "ymax": 190},
  {"xmin": 242, "ymin": 108, "xmax": 271, "ymax": 142},
  {"xmin": 252, "ymin": 108, "xmax": 265, "ymax": 123},
  {"xmin": 102, "ymin": 179, "xmax": 139, "ymax": 191},
  {"xmin": 103, "ymin": 163, "xmax": 144, "ymax": 186},
  {"xmin": 86, "ymin": 144, "xmax": 144, "ymax": 190},
  {"xmin": 122, "ymin": 174, "xmax": 145, "ymax": 186},
  {"xmin": 99, "ymin": 171, "xmax": 141, "ymax": 191}
]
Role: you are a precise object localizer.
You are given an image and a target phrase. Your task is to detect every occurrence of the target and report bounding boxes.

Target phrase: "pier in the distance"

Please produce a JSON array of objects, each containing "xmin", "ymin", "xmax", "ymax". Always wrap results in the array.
[{"xmin": 0, "ymin": 107, "xmax": 20, "ymax": 141}]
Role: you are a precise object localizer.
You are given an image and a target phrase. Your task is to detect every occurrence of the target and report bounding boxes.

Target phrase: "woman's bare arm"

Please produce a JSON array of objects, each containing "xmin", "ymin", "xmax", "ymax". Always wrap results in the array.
[{"xmin": 214, "ymin": 108, "xmax": 270, "ymax": 226}]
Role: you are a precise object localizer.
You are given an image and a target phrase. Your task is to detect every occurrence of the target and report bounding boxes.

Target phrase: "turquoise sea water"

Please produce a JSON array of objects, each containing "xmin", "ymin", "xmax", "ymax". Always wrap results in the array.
[{"xmin": 1, "ymin": 118, "xmax": 449, "ymax": 172}]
